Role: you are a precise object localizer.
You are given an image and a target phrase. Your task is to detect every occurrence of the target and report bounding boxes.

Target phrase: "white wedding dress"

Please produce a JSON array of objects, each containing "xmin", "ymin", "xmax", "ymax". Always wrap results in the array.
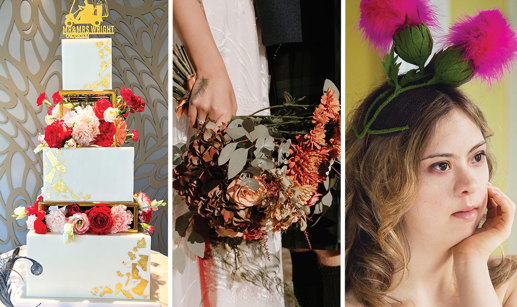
[{"xmin": 173, "ymin": 1, "xmax": 284, "ymax": 306}]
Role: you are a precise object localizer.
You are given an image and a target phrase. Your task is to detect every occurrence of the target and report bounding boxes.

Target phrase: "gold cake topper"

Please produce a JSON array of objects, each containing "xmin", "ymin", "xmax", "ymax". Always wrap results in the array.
[{"xmin": 63, "ymin": 0, "xmax": 115, "ymax": 38}]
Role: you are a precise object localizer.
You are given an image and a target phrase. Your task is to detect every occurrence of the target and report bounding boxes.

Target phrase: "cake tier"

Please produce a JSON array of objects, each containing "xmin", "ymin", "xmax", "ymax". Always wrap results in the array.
[
  {"xmin": 62, "ymin": 38, "xmax": 112, "ymax": 90},
  {"xmin": 42, "ymin": 147, "xmax": 134, "ymax": 202},
  {"xmin": 26, "ymin": 231, "xmax": 151, "ymax": 300}
]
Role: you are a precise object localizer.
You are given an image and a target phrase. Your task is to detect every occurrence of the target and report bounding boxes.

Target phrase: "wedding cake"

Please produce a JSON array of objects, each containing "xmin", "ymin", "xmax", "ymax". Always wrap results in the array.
[{"xmin": 17, "ymin": 37, "xmax": 162, "ymax": 303}]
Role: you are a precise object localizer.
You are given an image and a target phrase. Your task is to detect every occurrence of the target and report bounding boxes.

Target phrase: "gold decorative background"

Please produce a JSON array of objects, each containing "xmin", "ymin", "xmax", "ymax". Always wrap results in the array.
[{"xmin": 0, "ymin": 0, "xmax": 168, "ymax": 255}]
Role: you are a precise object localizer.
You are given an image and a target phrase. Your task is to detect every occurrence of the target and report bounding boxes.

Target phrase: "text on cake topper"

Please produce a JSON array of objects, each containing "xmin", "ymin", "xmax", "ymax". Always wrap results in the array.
[{"xmin": 62, "ymin": 0, "xmax": 115, "ymax": 38}]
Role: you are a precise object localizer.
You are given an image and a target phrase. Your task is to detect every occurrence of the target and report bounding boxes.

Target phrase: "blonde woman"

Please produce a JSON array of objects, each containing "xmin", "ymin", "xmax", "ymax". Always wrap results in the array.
[{"xmin": 345, "ymin": 84, "xmax": 517, "ymax": 306}]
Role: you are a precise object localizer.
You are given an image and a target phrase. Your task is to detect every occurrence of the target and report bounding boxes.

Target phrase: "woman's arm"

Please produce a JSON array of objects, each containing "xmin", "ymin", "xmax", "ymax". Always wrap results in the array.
[
  {"xmin": 452, "ymin": 185, "xmax": 515, "ymax": 306},
  {"xmin": 173, "ymin": 0, "xmax": 237, "ymax": 127}
]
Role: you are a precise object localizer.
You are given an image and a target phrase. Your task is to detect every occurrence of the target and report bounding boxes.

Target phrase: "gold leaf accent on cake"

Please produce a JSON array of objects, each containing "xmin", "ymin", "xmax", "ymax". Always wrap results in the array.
[
  {"xmin": 45, "ymin": 150, "xmax": 59, "ymax": 167},
  {"xmin": 125, "ymin": 272, "xmax": 131, "ymax": 287},
  {"xmin": 132, "ymin": 279, "xmax": 149, "ymax": 297},
  {"xmin": 56, "ymin": 164, "xmax": 66, "ymax": 173},
  {"xmin": 99, "ymin": 286, "xmax": 113, "ymax": 297},
  {"xmin": 101, "ymin": 61, "xmax": 109, "ymax": 72},
  {"xmin": 96, "ymin": 41, "xmax": 103, "ymax": 48},
  {"xmin": 99, "ymin": 49, "xmax": 105, "ymax": 58},
  {"xmin": 44, "ymin": 161, "xmax": 48, "ymax": 169},
  {"xmin": 137, "ymin": 255, "xmax": 149, "ymax": 272},
  {"xmin": 51, "ymin": 180, "xmax": 68, "ymax": 194},
  {"xmin": 44, "ymin": 168, "xmax": 56, "ymax": 184},
  {"xmin": 115, "ymin": 282, "xmax": 135, "ymax": 299},
  {"xmin": 100, "ymin": 76, "xmax": 110, "ymax": 88},
  {"xmin": 45, "ymin": 189, "xmax": 50, "ymax": 199},
  {"xmin": 116, "ymin": 270, "xmax": 124, "ymax": 277},
  {"xmin": 105, "ymin": 44, "xmax": 112, "ymax": 54},
  {"xmin": 134, "ymin": 238, "xmax": 146, "ymax": 251},
  {"xmin": 56, "ymin": 149, "xmax": 62, "ymax": 158},
  {"xmin": 132, "ymin": 263, "xmax": 141, "ymax": 279},
  {"xmin": 84, "ymin": 194, "xmax": 91, "ymax": 200},
  {"xmin": 128, "ymin": 251, "xmax": 136, "ymax": 260},
  {"xmin": 58, "ymin": 173, "xmax": 62, "ymax": 177},
  {"xmin": 91, "ymin": 286, "xmax": 99, "ymax": 296}
]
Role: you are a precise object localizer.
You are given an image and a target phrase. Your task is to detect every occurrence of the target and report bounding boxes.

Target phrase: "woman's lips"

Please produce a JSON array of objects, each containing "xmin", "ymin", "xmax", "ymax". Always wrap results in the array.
[{"xmin": 452, "ymin": 208, "xmax": 478, "ymax": 220}]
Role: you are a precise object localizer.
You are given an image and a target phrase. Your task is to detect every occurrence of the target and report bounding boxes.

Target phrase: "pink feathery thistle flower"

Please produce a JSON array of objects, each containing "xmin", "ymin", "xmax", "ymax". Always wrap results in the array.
[
  {"xmin": 359, "ymin": 0, "xmax": 437, "ymax": 54},
  {"xmin": 447, "ymin": 9, "xmax": 517, "ymax": 85}
]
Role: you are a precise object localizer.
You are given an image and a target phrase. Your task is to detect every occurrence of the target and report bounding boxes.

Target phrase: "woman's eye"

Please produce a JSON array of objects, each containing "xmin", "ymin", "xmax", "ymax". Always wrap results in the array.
[
  {"xmin": 432, "ymin": 162, "xmax": 450, "ymax": 172},
  {"xmin": 473, "ymin": 151, "xmax": 486, "ymax": 163}
]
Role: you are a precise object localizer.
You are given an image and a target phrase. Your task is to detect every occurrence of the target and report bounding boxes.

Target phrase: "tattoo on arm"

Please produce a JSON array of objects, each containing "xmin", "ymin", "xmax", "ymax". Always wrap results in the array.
[{"xmin": 191, "ymin": 77, "xmax": 208, "ymax": 102}]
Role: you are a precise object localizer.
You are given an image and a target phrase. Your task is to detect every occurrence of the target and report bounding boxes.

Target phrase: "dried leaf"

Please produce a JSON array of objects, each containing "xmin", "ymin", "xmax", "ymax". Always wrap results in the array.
[
  {"xmin": 242, "ymin": 118, "xmax": 255, "ymax": 132},
  {"xmin": 228, "ymin": 147, "xmax": 249, "ymax": 179},
  {"xmin": 175, "ymin": 211, "xmax": 192, "ymax": 237},
  {"xmin": 218, "ymin": 142, "xmax": 238, "ymax": 166},
  {"xmin": 248, "ymin": 178, "xmax": 260, "ymax": 191},
  {"xmin": 187, "ymin": 231, "xmax": 206, "ymax": 258}
]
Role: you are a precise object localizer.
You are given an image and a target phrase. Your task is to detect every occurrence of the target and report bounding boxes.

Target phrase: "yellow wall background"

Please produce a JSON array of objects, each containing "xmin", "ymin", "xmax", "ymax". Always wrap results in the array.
[{"xmin": 346, "ymin": 0, "xmax": 510, "ymax": 190}]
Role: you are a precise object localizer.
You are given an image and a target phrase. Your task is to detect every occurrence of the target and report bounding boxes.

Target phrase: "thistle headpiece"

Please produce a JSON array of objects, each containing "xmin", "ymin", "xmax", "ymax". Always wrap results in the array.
[{"xmin": 354, "ymin": 0, "xmax": 517, "ymax": 139}]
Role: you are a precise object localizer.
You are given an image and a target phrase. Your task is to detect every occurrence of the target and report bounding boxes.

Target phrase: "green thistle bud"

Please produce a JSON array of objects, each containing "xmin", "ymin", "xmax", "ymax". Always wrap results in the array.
[
  {"xmin": 393, "ymin": 23, "xmax": 433, "ymax": 70},
  {"xmin": 432, "ymin": 47, "xmax": 473, "ymax": 86}
]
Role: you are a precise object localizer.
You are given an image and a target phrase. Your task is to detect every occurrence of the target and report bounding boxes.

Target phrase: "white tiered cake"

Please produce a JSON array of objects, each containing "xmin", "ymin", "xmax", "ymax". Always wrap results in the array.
[{"xmin": 23, "ymin": 38, "xmax": 156, "ymax": 304}]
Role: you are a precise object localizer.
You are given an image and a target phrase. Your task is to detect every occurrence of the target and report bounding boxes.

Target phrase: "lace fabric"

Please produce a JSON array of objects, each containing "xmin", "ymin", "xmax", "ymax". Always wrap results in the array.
[{"xmin": 173, "ymin": 1, "xmax": 284, "ymax": 306}]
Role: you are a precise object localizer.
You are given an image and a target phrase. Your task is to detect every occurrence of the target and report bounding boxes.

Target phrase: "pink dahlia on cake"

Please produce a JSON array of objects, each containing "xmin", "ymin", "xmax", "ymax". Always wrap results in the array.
[
  {"xmin": 45, "ymin": 207, "xmax": 67, "ymax": 233},
  {"xmin": 110, "ymin": 205, "xmax": 133, "ymax": 233},
  {"xmin": 70, "ymin": 105, "xmax": 100, "ymax": 146}
]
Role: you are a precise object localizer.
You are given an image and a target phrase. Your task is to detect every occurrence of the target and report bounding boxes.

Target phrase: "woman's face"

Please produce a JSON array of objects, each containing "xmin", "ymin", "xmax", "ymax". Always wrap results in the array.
[{"xmin": 404, "ymin": 108, "xmax": 489, "ymax": 249}]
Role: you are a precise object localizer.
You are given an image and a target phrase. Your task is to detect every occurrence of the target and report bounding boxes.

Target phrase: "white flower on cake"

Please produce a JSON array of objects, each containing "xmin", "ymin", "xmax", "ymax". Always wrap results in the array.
[
  {"xmin": 45, "ymin": 103, "xmax": 73, "ymax": 125},
  {"xmin": 64, "ymin": 138, "xmax": 77, "ymax": 148},
  {"xmin": 103, "ymin": 107, "xmax": 119, "ymax": 123},
  {"xmin": 63, "ymin": 222, "xmax": 74, "ymax": 244},
  {"xmin": 13, "ymin": 206, "xmax": 27, "ymax": 219},
  {"xmin": 110, "ymin": 205, "xmax": 133, "ymax": 233},
  {"xmin": 67, "ymin": 212, "xmax": 90, "ymax": 235},
  {"xmin": 70, "ymin": 105, "xmax": 100, "ymax": 146},
  {"xmin": 45, "ymin": 206, "xmax": 67, "ymax": 233},
  {"xmin": 26, "ymin": 214, "xmax": 38, "ymax": 231}
]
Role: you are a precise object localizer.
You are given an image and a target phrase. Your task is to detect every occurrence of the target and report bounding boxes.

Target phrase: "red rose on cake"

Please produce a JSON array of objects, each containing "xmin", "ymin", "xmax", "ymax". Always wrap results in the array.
[
  {"xmin": 44, "ymin": 120, "xmax": 72, "ymax": 148},
  {"xmin": 86, "ymin": 206, "xmax": 113, "ymax": 235}
]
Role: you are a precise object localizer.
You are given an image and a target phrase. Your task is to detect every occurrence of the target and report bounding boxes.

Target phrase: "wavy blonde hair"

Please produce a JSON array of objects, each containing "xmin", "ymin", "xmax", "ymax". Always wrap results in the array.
[{"xmin": 345, "ymin": 84, "xmax": 517, "ymax": 306}]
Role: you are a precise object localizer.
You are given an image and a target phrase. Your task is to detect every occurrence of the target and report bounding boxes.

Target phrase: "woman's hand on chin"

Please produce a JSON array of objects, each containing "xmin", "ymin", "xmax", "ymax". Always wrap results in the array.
[
  {"xmin": 451, "ymin": 185, "xmax": 515, "ymax": 306},
  {"xmin": 452, "ymin": 185, "xmax": 516, "ymax": 263}
]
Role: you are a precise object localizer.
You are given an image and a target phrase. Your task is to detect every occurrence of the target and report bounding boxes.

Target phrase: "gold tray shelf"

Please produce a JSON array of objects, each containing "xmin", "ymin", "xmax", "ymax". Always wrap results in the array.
[{"xmin": 39, "ymin": 201, "xmax": 139, "ymax": 233}]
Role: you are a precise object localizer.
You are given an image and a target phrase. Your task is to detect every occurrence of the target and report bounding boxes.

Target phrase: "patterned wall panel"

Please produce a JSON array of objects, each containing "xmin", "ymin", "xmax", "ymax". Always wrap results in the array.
[{"xmin": 0, "ymin": 0, "xmax": 168, "ymax": 255}]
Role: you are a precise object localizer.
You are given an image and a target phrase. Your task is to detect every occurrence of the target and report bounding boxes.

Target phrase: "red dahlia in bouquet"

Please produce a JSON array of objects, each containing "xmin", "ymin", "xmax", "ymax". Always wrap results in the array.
[{"xmin": 34, "ymin": 89, "xmax": 145, "ymax": 152}]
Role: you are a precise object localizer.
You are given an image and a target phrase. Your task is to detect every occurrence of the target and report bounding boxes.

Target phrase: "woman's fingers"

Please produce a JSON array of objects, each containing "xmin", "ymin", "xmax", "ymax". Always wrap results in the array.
[
  {"xmin": 187, "ymin": 105, "xmax": 198, "ymax": 128},
  {"xmin": 484, "ymin": 186, "xmax": 515, "ymax": 236}
]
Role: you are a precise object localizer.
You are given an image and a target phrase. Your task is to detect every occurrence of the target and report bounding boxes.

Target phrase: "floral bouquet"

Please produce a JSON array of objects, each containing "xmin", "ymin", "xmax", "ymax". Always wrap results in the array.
[
  {"xmin": 13, "ymin": 192, "xmax": 165, "ymax": 243},
  {"xmin": 173, "ymin": 47, "xmax": 341, "ymax": 256},
  {"xmin": 34, "ymin": 88, "xmax": 145, "ymax": 152}
]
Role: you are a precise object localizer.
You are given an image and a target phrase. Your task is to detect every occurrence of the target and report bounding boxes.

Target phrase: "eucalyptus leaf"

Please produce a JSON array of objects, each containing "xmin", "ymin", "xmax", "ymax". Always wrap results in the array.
[
  {"xmin": 228, "ymin": 118, "xmax": 243, "ymax": 128},
  {"xmin": 187, "ymin": 231, "xmax": 206, "ymax": 258},
  {"xmin": 313, "ymin": 203, "xmax": 324, "ymax": 215},
  {"xmin": 250, "ymin": 125, "xmax": 269, "ymax": 140},
  {"xmin": 218, "ymin": 142, "xmax": 238, "ymax": 166},
  {"xmin": 173, "ymin": 248, "xmax": 187, "ymax": 273},
  {"xmin": 228, "ymin": 147, "xmax": 249, "ymax": 179},
  {"xmin": 240, "ymin": 178, "xmax": 251, "ymax": 186},
  {"xmin": 251, "ymin": 158, "xmax": 274, "ymax": 170},
  {"xmin": 248, "ymin": 178, "xmax": 260, "ymax": 191},
  {"xmin": 323, "ymin": 79, "xmax": 340, "ymax": 100},
  {"xmin": 239, "ymin": 172, "xmax": 252, "ymax": 180},
  {"xmin": 242, "ymin": 118, "xmax": 255, "ymax": 132},
  {"xmin": 253, "ymin": 147, "xmax": 266, "ymax": 159},
  {"xmin": 175, "ymin": 211, "xmax": 192, "ymax": 237},
  {"xmin": 227, "ymin": 127, "xmax": 248, "ymax": 140},
  {"xmin": 323, "ymin": 176, "xmax": 330, "ymax": 190},
  {"xmin": 247, "ymin": 166, "xmax": 262, "ymax": 175},
  {"xmin": 321, "ymin": 191, "xmax": 333, "ymax": 208}
]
